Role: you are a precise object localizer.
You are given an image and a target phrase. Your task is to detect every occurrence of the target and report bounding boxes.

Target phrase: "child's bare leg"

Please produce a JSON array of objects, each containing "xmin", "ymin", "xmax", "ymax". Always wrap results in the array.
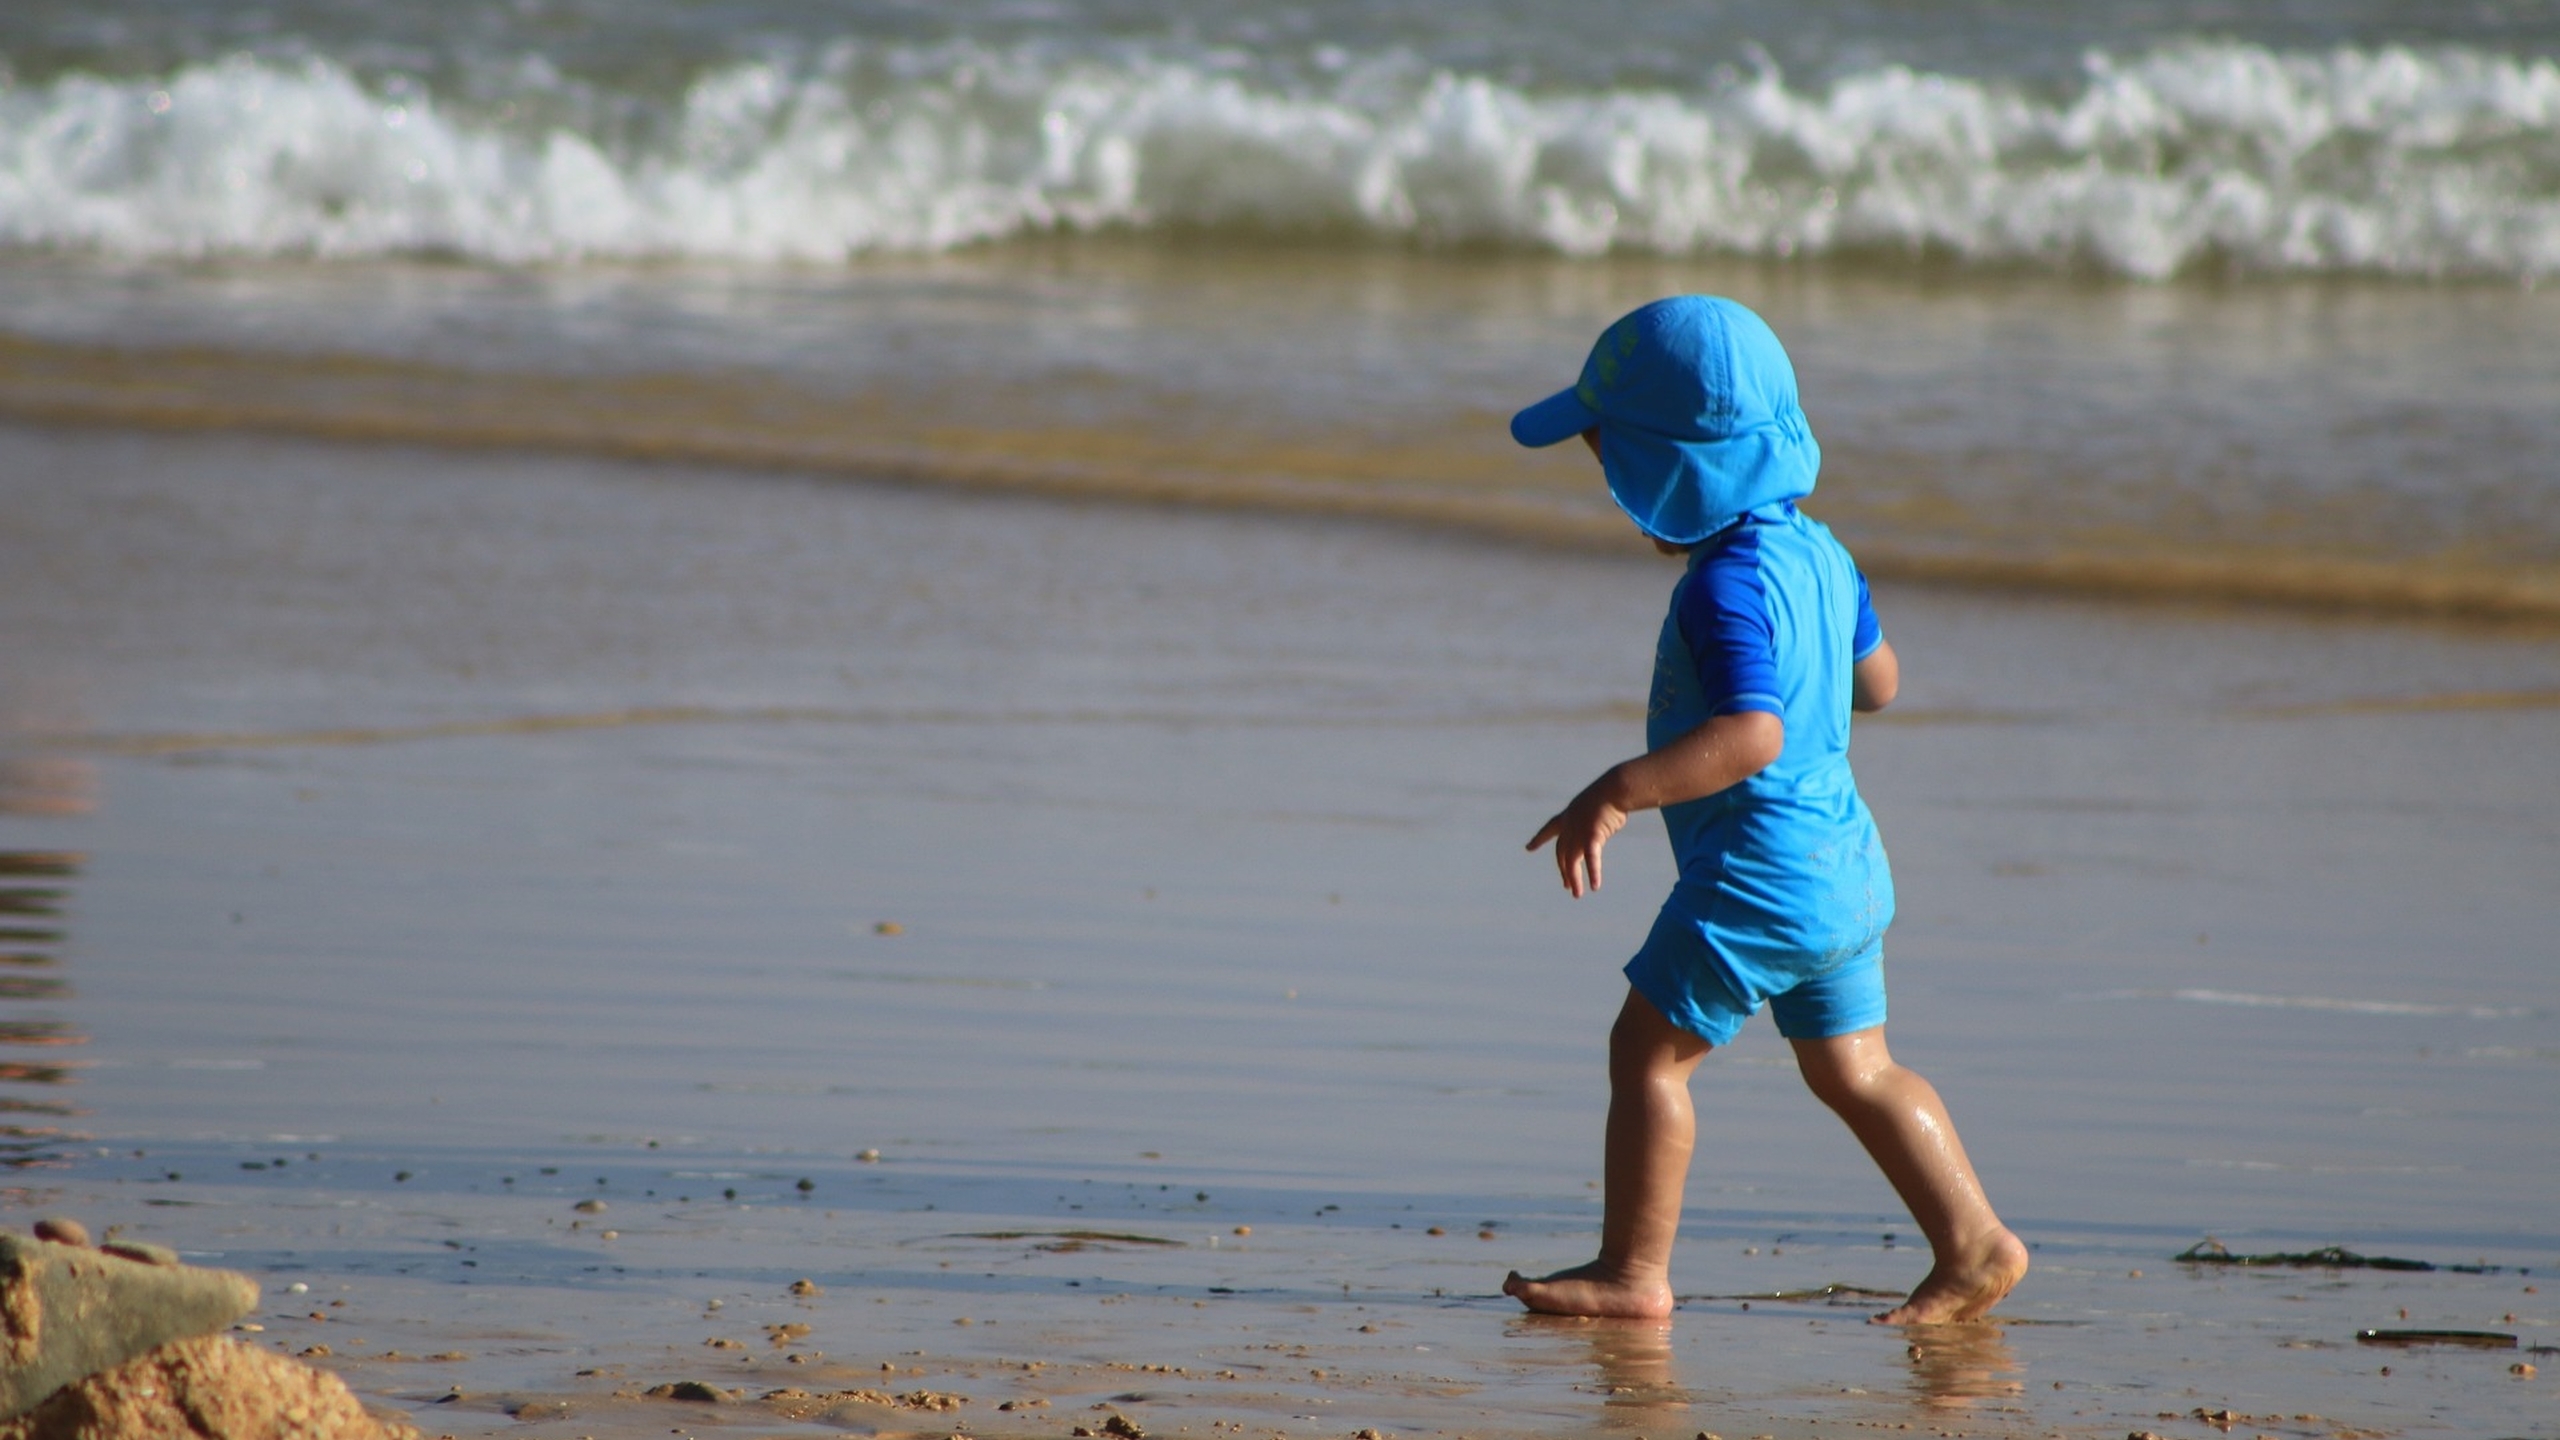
[
  {"xmin": 1505, "ymin": 989, "xmax": 1709, "ymax": 1318},
  {"xmin": 1790, "ymin": 1027, "xmax": 2028, "ymax": 1324}
]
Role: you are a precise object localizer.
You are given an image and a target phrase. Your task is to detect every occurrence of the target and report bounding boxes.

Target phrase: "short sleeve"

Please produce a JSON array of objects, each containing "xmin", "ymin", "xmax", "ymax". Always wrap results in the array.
[
  {"xmin": 1852, "ymin": 569, "xmax": 1883, "ymax": 661},
  {"xmin": 1674, "ymin": 533, "xmax": 1783, "ymax": 717}
]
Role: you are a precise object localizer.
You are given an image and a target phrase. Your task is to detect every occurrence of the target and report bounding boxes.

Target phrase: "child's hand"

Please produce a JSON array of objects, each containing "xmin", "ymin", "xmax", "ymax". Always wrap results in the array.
[
  {"xmin": 1527, "ymin": 777, "xmax": 1630, "ymax": 898},
  {"xmin": 1526, "ymin": 717, "xmax": 1778, "ymax": 898}
]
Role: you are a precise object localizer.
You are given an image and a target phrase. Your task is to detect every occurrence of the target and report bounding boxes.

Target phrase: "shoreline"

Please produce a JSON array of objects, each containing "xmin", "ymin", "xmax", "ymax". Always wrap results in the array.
[
  {"xmin": 6, "ymin": 369, "xmax": 2559, "ymax": 628},
  {"xmin": 14, "ymin": 1153, "xmax": 2552, "ymax": 1440},
  {"xmin": 5, "ymin": 236, "xmax": 2558, "ymax": 629}
]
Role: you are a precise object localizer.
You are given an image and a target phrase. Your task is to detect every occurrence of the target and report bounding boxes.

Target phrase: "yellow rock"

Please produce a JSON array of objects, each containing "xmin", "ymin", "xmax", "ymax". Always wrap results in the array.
[{"xmin": 0, "ymin": 1334, "xmax": 423, "ymax": 1440}]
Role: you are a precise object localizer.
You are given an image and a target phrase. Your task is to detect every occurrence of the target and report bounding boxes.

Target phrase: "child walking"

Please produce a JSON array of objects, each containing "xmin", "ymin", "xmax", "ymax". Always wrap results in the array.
[{"xmin": 1503, "ymin": 296, "xmax": 2027, "ymax": 1325}]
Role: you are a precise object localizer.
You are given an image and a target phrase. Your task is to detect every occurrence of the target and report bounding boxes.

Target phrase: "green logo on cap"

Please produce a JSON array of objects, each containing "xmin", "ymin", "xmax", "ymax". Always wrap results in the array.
[{"xmin": 1587, "ymin": 318, "xmax": 1642, "ymax": 395}]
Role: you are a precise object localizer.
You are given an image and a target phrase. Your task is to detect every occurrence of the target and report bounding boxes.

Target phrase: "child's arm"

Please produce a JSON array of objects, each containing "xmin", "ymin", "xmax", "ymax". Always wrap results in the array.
[
  {"xmin": 1526, "ymin": 711, "xmax": 1784, "ymax": 897},
  {"xmin": 1852, "ymin": 639, "xmax": 1899, "ymax": 712}
]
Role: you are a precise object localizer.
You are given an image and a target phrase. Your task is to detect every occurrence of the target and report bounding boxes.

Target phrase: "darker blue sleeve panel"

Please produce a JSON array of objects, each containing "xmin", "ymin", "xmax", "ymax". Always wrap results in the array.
[
  {"xmin": 1674, "ymin": 528, "xmax": 1783, "ymax": 718},
  {"xmin": 1852, "ymin": 569, "xmax": 1883, "ymax": 661}
]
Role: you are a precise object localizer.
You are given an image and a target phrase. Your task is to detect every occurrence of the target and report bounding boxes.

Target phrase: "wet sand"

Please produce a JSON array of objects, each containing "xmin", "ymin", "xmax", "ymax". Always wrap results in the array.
[{"xmin": 1, "ymin": 423, "xmax": 2555, "ymax": 1438}]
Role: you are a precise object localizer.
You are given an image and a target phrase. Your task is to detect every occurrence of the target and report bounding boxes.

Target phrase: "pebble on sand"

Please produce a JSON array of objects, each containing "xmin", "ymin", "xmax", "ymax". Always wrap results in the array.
[
  {"xmin": 857, "ymin": 1149, "xmax": 881, "ymax": 1162},
  {"xmin": 874, "ymin": 921, "xmax": 904, "ymax": 936},
  {"xmin": 572, "ymin": 1199, "xmax": 607, "ymax": 1214},
  {"xmin": 789, "ymin": 1279, "xmax": 823, "ymax": 1297},
  {"xmin": 33, "ymin": 1217, "xmax": 90, "ymax": 1247}
]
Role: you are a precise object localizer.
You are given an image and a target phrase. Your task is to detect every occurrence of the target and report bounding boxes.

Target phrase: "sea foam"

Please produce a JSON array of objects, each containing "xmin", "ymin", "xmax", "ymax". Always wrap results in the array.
[{"xmin": 2, "ymin": 40, "xmax": 2555, "ymax": 277}]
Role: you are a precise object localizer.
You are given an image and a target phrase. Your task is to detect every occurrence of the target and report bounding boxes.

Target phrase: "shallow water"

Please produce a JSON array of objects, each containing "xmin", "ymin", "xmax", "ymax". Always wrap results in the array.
[
  {"xmin": 3, "ymin": 424, "xmax": 2555, "ymax": 1437},
  {"xmin": 8, "ymin": 244, "xmax": 2558, "ymax": 620}
]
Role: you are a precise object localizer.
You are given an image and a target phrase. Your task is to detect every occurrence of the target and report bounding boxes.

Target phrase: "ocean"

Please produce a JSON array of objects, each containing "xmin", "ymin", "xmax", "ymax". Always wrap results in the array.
[
  {"xmin": 2, "ymin": 4, "xmax": 2557, "ymax": 1438},
  {"xmin": 4, "ymin": 0, "xmax": 2560, "ymax": 612}
]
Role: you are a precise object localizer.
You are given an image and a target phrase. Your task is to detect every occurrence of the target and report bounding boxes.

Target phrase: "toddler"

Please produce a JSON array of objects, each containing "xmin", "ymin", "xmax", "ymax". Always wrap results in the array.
[{"xmin": 1505, "ymin": 296, "xmax": 2028, "ymax": 1325}]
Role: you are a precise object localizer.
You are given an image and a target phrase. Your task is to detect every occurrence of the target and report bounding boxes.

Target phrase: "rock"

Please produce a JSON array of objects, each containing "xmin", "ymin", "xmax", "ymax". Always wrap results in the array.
[
  {"xmin": 25, "ymin": 1226, "xmax": 81, "ymax": 1252},
  {"xmin": 645, "ymin": 1380, "xmax": 727, "ymax": 1402},
  {"xmin": 788, "ymin": 1279, "xmax": 822, "ymax": 1297},
  {"xmin": 0, "ymin": 1333, "xmax": 424, "ymax": 1439},
  {"xmin": 0, "ymin": 1233, "xmax": 259, "ymax": 1420}
]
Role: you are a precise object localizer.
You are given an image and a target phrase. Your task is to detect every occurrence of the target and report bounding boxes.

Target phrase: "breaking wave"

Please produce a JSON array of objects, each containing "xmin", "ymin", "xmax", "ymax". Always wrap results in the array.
[{"xmin": 3, "ymin": 39, "xmax": 2557, "ymax": 278}]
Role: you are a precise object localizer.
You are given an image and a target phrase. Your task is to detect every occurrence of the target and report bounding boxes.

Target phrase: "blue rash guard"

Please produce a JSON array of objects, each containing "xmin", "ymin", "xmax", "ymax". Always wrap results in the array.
[{"xmin": 1623, "ymin": 502, "xmax": 1895, "ymax": 1046}]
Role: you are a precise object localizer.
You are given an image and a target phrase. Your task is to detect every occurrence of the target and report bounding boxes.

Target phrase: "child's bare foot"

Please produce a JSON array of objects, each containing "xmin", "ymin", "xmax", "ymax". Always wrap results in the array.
[
  {"xmin": 1503, "ymin": 1261, "xmax": 1675, "ymax": 1319},
  {"xmin": 1870, "ymin": 1229, "xmax": 2030, "ymax": 1325}
]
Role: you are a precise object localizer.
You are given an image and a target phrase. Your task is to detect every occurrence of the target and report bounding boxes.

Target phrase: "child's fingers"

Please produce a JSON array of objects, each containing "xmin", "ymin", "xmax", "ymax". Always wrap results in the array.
[
  {"xmin": 1526, "ymin": 814, "xmax": 1563, "ymax": 853},
  {"xmin": 1576, "ymin": 836, "xmax": 1604, "ymax": 893},
  {"xmin": 1555, "ymin": 836, "xmax": 1603, "ymax": 897}
]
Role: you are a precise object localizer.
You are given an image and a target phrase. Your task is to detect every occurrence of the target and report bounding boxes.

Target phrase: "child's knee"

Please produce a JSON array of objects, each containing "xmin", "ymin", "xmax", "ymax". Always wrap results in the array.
[
  {"xmin": 1798, "ymin": 1059, "xmax": 1863, "ymax": 1112},
  {"xmin": 1792, "ymin": 1030, "xmax": 1894, "ymax": 1109},
  {"xmin": 1609, "ymin": 989, "xmax": 1708, "ymax": 1077}
]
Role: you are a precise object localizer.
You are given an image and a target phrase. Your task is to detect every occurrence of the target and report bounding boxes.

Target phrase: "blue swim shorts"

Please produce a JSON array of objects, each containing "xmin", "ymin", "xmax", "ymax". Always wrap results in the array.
[{"xmin": 1623, "ymin": 892, "xmax": 1888, "ymax": 1046}]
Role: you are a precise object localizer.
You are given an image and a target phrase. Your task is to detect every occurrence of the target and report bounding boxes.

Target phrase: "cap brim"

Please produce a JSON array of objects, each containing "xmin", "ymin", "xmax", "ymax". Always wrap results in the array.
[{"xmin": 1509, "ymin": 386, "xmax": 1599, "ymax": 448}]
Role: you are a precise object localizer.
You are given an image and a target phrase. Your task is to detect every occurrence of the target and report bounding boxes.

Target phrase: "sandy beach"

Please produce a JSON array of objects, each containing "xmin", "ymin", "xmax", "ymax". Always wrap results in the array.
[
  {"xmin": 5, "ymin": 3, "xmax": 2557, "ymax": 1429},
  {"xmin": 3, "ymin": 420, "xmax": 2554, "ymax": 1438}
]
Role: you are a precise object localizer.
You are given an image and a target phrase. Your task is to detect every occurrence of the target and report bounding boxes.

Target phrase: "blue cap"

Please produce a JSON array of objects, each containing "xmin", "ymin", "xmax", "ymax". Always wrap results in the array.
[{"xmin": 1510, "ymin": 296, "xmax": 1821, "ymax": 544}]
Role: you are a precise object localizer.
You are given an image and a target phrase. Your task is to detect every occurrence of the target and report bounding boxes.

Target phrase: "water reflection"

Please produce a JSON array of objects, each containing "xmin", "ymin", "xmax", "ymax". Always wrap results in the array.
[
  {"xmin": 1900, "ymin": 1322, "xmax": 2024, "ymax": 1408},
  {"xmin": 0, "ymin": 757, "xmax": 96, "ymax": 819},
  {"xmin": 1509, "ymin": 1314, "xmax": 1689, "ymax": 1432},
  {"xmin": 0, "ymin": 851, "xmax": 86, "ymax": 1168}
]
